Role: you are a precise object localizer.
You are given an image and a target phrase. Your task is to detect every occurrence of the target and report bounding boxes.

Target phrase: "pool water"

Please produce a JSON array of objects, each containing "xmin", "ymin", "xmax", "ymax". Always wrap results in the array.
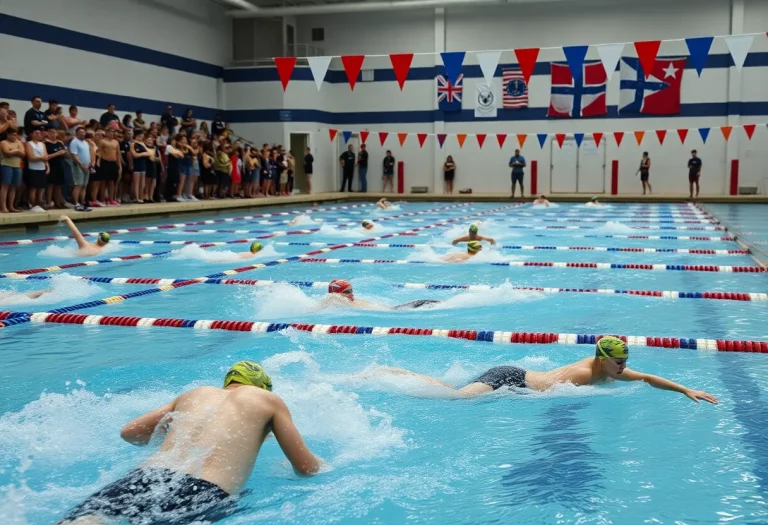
[{"xmin": 0, "ymin": 202, "xmax": 767, "ymax": 524}]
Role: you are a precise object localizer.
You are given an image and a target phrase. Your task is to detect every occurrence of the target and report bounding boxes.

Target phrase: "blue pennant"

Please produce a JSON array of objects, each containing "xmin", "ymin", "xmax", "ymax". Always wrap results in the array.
[
  {"xmin": 698, "ymin": 127, "xmax": 710, "ymax": 143},
  {"xmin": 342, "ymin": 131, "xmax": 352, "ymax": 144},
  {"xmin": 574, "ymin": 133, "xmax": 584, "ymax": 148},
  {"xmin": 685, "ymin": 36, "xmax": 714, "ymax": 77},
  {"xmin": 537, "ymin": 134, "xmax": 548, "ymax": 149},
  {"xmin": 440, "ymin": 51, "xmax": 466, "ymax": 85},
  {"xmin": 563, "ymin": 45, "xmax": 589, "ymax": 83}
]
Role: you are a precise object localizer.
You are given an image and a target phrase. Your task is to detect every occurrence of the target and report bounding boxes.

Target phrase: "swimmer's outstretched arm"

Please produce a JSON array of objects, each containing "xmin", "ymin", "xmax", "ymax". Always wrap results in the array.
[
  {"xmin": 479, "ymin": 235, "xmax": 496, "ymax": 245},
  {"xmin": 120, "ymin": 400, "xmax": 177, "ymax": 445},
  {"xmin": 59, "ymin": 216, "xmax": 88, "ymax": 250},
  {"xmin": 270, "ymin": 396, "xmax": 321, "ymax": 476},
  {"xmin": 451, "ymin": 235, "xmax": 470, "ymax": 245},
  {"xmin": 615, "ymin": 369, "xmax": 718, "ymax": 404}
]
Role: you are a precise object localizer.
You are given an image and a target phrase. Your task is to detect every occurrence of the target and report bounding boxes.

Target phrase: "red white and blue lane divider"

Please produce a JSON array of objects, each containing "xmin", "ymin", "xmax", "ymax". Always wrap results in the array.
[
  {"xmin": 0, "ymin": 310, "xmax": 765, "ymax": 353},
  {"xmin": 506, "ymin": 218, "xmax": 717, "ymax": 225},
  {"xmin": 297, "ymin": 257, "xmax": 767, "ymax": 273},
  {"xmin": 508, "ymin": 225, "xmax": 723, "ymax": 231},
  {"xmin": 14, "ymin": 274, "xmax": 768, "ymax": 302},
  {"xmin": 574, "ymin": 234, "xmax": 734, "ymax": 242}
]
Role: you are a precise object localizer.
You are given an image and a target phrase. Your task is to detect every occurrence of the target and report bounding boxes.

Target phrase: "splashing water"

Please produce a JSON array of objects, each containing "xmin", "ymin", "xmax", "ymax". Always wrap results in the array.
[
  {"xmin": 168, "ymin": 243, "xmax": 282, "ymax": 263},
  {"xmin": 406, "ymin": 245, "xmax": 524, "ymax": 264},
  {"xmin": 0, "ymin": 274, "xmax": 102, "ymax": 307},
  {"xmin": 38, "ymin": 241, "xmax": 123, "ymax": 258},
  {"xmin": 290, "ymin": 214, "xmax": 321, "ymax": 226},
  {"xmin": 593, "ymin": 221, "xmax": 635, "ymax": 234}
]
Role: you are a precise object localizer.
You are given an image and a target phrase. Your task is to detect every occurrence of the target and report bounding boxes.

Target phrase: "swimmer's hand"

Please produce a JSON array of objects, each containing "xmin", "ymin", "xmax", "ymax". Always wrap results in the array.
[{"xmin": 684, "ymin": 389, "xmax": 718, "ymax": 404}]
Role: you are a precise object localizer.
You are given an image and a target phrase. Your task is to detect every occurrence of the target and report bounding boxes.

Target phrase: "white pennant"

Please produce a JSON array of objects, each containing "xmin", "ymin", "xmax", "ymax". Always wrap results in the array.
[
  {"xmin": 307, "ymin": 56, "xmax": 332, "ymax": 91},
  {"xmin": 476, "ymin": 50, "xmax": 502, "ymax": 86},
  {"xmin": 725, "ymin": 35, "xmax": 753, "ymax": 72},
  {"xmin": 596, "ymin": 43, "xmax": 624, "ymax": 82}
]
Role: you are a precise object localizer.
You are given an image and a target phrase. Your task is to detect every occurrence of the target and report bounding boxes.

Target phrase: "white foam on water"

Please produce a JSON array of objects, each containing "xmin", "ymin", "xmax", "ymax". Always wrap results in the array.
[
  {"xmin": 428, "ymin": 281, "xmax": 542, "ymax": 310},
  {"xmin": 406, "ymin": 245, "xmax": 523, "ymax": 264},
  {"xmin": 168, "ymin": 243, "xmax": 282, "ymax": 263},
  {"xmin": 317, "ymin": 223, "xmax": 372, "ymax": 239},
  {"xmin": 0, "ymin": 274, "xmax": 102, "ymax": 307},
  {"xmin": 531, "ymin": 202, "xmax": 560, "ymax": 209},
  {"xmin": 593, "ymin": 221, "xmax": 635, "ymax": 234},
  {"xmin": 249, "ymin": 283, "xmax": 320, "ymax": 318},
  {"xmin": 37, "ymin": 241, "xmax": 123, "ymax": 258},
  {"xmin": 290, "ymin": 214, "xmax": 321, "ymax": 226}
]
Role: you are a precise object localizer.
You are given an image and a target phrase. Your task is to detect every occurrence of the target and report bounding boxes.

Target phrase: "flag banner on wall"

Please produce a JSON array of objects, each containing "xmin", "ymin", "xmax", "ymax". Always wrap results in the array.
[
  {"xmin": 548, "ymin": 62, "xmax": 607, "ymax": 118},
  {"xmin": 475, "ymin": 84, "xmax": 498, "ymax": 118},
  {"xmin": 437, "ymin": 74, "xmax": 463, "ymax": 112},
  {"xmin": 502, "ymin": 69, "xmax": 528, "ymax": 109},
  {"xmin": 307, "ymin": 56, "xmax": 332, "ymax": 91},
  {"xmin": 619, "ymin": 57, "xmax": 685, "ymax": 115}
]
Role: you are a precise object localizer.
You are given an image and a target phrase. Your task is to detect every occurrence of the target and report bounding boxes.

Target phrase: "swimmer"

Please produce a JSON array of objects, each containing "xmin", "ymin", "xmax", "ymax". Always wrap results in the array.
[
  {"xmin": 289, "ymin": 215, "xmax": 316, "ymax": 226},
  {"xmin": 372, "ymin": 336, "xmax": 718, "ymax": 403},
  {"xmin": 58, "ymin": 361, "xmax": 320, "ymax": 525},
  {"xmin": 376, "ymin": 198, "xmax": 392, "ymax": 209},
  {"xmin": 452, "ymin": 224, "xmax": 496, "ymax": 246},
  {"xmin": 59, "ymin": 215, "xmax": 110, "ymax": 256},
  {"xmin": 443, "ymin": 240, "xmax": 483, "ymax": 263},
  {"xmin": 361, "ymin": 219, "xmax": 375, "ymax": 230},
  {"xmin": 238, "ymin": 242, "xmax": 264, "ymax": 259},
  {"xmin": 0, "ymin": 289, "xmax": 52, "ymax": 301},
  {"xmin": 585, "ymin": 196, "xmax": 601, "ymax": 207},
  {"xmin": 533, "ymin": 194, "xmax": 551, "ymax": 207},
  {"xmin": 321, "ymin": 279, "xmax": 440, "ymax": 311}
]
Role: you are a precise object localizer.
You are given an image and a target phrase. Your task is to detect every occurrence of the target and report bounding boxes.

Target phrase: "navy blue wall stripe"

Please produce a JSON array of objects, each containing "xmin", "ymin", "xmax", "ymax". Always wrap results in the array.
[{"xmin": 0, "ymin": 14, "xmax": 223, "ymax": 79}]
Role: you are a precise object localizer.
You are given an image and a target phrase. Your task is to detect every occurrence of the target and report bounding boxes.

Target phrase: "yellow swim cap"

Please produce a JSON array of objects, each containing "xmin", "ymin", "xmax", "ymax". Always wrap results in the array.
[
  {"xmin": 596, "ymin": 336, "xmax": 629, "ymax": 360},
  {"xmin": 224, "ymin": 361, "xmax": 272, "ymax": 391},
  {"xmin": 250, "ymin": 242, "xmax": 263, "ymax": 254},
  {"xmin": 98, "ymin": 232, "xmax": 110, "ymax": 244},
  {"xmin": 467, "ymin": 240, "xmax": 482, "ymax": 253},
  {"xmin": 469, "ymin": 224, "xmax": 479, "ymax": 234}
]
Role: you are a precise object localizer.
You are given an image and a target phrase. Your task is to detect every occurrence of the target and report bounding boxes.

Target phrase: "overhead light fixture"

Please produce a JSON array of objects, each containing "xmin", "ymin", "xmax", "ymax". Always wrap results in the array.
[{"xmin": 220, "ymin": 0, "xmax": 259, "ymax": 11}]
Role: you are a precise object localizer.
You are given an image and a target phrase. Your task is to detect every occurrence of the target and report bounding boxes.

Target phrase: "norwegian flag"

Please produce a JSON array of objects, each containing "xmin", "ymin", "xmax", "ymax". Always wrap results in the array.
[
  {"xmin": 437, "ymin": 74, "xmax": 463, "ymax": 112},
  {"xmin": 547, "ymin": 62, "xmax": 607, "ymax": 118},
  {"xmin": 503, "ymin": 68, "xmax": 528, "ymax": 109}
]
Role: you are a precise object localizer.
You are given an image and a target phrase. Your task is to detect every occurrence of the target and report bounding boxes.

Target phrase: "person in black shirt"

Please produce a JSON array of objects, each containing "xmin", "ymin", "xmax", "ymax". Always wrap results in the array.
[
  {"xmin": 357, "ymin": 143, "xmax": 369, "ymax": 192},
  {"xmin": 181, "ymin": 108, "xmax": 196, "ymax": 136},
  {"xmin": 44, "ymin": 127, "xmax": 67, "ymax": 208},
  {"xmin": 211, "ymin": 113, "xmax": 226, "ymax": 137},
  {"xmin": 24, "ymin": 96, "xmax": 47, "ymax": 135},
  {"xmin": 687, "ymin": 150, "xmax": 702, "ymax": 199},
  {"xmin": 99, "ymin": 104, "xmax": 121, "ymax": 130},
  {"xmin": 339, "ymin": 145, "xmax": 355, "ymax": 192},
  {"xmin": 161, "ymin": 105, "xmax": 178, "ymax": 136},
  {"xmin": 304, "ymin": 147, "xmax": 314, "ymax": 194},
  {"xmin": 44, "ymin": 100, "xmax": 62, "ymax": 130},
  {"xmin": 382, "ymin": 150, "xmax": 395, "ymax": 193}
]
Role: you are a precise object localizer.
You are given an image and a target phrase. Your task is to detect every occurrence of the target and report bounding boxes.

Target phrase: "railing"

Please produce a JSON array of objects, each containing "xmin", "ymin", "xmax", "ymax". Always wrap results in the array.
[{"xmin": 229, "ymin": 43, "xmax": 325, "ymax": 68}]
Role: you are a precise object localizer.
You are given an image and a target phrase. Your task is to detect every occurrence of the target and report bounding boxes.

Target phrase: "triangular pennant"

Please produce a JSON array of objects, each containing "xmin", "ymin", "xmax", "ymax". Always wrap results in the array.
[
  {"xmin": 437, "ymin": 134, "xmax": 447, "ymax": 148},
  {"xmin": 555, "ymin": 133, "xmax": 566, "ymax": 148},
  {"xmin": 389, "ymin": 53, "xmax": 414, "ymax": 90},
  {"xmin": 592, "ymin": 132, "xmax": 604, "ymax": 147},
  {"xmin": 656, "ymin": 129, "xmax": 667, "ymax": 145},
  {"xmin": 341, "ymin": 55, "xmax": 366, "ymax": 90},
  {"xmin": 342, "ymin": 131, "xmax": 352, "ymax": 144},
  {"xmin": 476, "ymin": 133, "xmax": 487, "ymax": 149},
  {"xmin": 476, "ymin": 50, "xmax": 502, "ymax": 86},
  {"xmin": 273, "ymin": 56, "xmax": 297, "ymax": 91},
  {"xmin": 440, "ymin": 51, "xmax": 465, "ymax": 85},
  {"xmin": 614, "ymin": 131, "xmax": 625, "ymax": 147},
  {"xmin": 634, "ymin": 130, "xmax": 645, "ymax": 145},
  {"xmin": 307, "ymin": 56, "xmax": 332, "ymax": 91},
  {"xmin": 456, "ymin": 134, "xmax": 467, "ymax": 148},
  {"xmin": 378, "ymin": 132, "xmax": 389, "ymax": 146},
  {"xmin": 514, "ymin": 48, "xmax": 540, "ymax": 85},
  {"xmin": 417, "ymin": 133, "xmax": 428, "ymax": 148},
  {"xmin": 699, "ymin": 127, "xmax": 711, "ymax": 143},
  {"xmin": 574, "ymin": 133, "xmax": 584, "ymax": 148},
  {"xmin": 725, "ymin": 35, "xmax": 754, "ymax": 71},
  {"xmin": 563, "ymin": 45, "xmax": 589, "ymax": 83},
  {"xmin": 496, "ymin": 133, "xmax": 507, "ymax": 148},
  {"xmin": 596, "ymin": 43, "xmax": 624, "ymax": 82},
  {"xmin": 517, "ymin": 134, "xmax": 528, "ymax": 148},
  {"xmin": 677, "ymin": 128, "xmax": 689, "ymax": 144},
  {"xmin": 685, "ymin": 37, "xmax": 714, "ymax": 77},
  {"xmin": 634, "ymin": 40, "xmax": 661, "ymax": 79},
  {"xmin": 721, "ymin": 126, "xmax": 733, "ymax": 141},
  {"xmin": 397, "ymin": 133, "xmax": 408, "ymax": 146},
  {"xmin": 744, "ymin": 124, "xmax": 756, "ymax": 140},
  {"xmin": 329, "ymin": 129, "xmax": 338, "ymax": 142},
  {"xmin": 359, "ymin": 131, "xmax": 369, "ymax": 144},
  {"xmin": 537, "ymin": 133, "xmax": 548, "ymax": 149}
]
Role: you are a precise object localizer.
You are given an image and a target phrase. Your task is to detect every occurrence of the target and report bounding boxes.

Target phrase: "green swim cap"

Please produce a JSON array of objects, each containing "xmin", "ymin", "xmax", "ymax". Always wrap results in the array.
[
  {"xmin": 469, "ymin": 224, "xmax": 479, "ymax": 234},
  {"xmin": 98, "ymin": 232, "xmax": 110, "ymax": 244},
  {"xmin": 467, "ymin": 240, "xmax": 482, "ymax": 253},
  {"xmin": 596, "ymin": 336, "xmax": 629, "ymax": 360},
  {"xmin": 250, "ymin": 242, "xmax": 263, "ymax": 254},
  {"xmin": 224, "ymin": 361, "xmax": 272, "ymax": 391},
  {"xmin": 591, "ymin": 196, "xmax": 598, "ymax": 202}
]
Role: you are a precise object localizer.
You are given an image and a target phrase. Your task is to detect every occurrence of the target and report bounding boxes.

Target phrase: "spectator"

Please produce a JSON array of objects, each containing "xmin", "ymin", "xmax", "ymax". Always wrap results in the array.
[
  {"xmin": 99, "ymin": 104, "xmax": 120, "ymax": 130},
  {"xmin": 339, "ymin": 144, "xmax": 355, "ymax": 192},
  {"xmin": 382, "ymin": 150, "xmax": 395, "ymax": 193},
  {"xmin": 637, "ymin": 152, "xmax": 652, "ymax": 195},
  {"xmin": 122, "ymin": 114, "xmax": 134, "ymax": 130},
  {"xmin": 0, "ymin": 108, "xmax": 14, "ymax": 141},
  {"xmin": 165, "ymin": 134, "xmax": 184, "ymax": 202},
  {"xmin": 172, "ymin": 134, "xmax": 192, "ymax": 202},
  {"xmin": 184, "ymin": 137, "xmax": 200, "ymax": 201},
  {"xmin": 24, "ymin": 96, "xmax": 47, "ymax": 135},
  {"xmin": 148, "ymin": 121, "xmax": 158, "ymax": 137},
  {"xmin": 161, "ymin": 105, "xmax": 178, "ymax": 136},
  {"xmin": 230, "ymin": 145, "xmax": 242, "ymax": 198},
  {"xmin": 95, "ymin": 127, "xmax": 122, "ymax": 206},
  {"xmin": 134, "ymin": 111, "xmax": 147, "ymax": 131},
  {"xmin": 130, "ymin": 129, "xmax": 151, "ymax": 203},
  {"xmin": 286, "ymin": 150, "xmax": 295, "ymax": 194},
  {"xmin": 63, "ymin": 105, "xmax": 87, "ymax": 135},
  {"xmin": 24, "ymin": 128, "xmax": 49, "ymax": 211},
  {"xmin": 443, "ymin": 155, "xmax": 456, "ymax": 194},
  {"xmin": 119, "ymin": 129, "xmax": 133, "ymax": 203},
  {"xmin": 201, "ymin": 142, "xmax": 216, "ymax": 200},
  {"xmin": 57, "ymin": 128, "xmax": 75, "ymax": 206},
  {"xmin": 157, "ymin": 125, "xmax": 169, "ymax": 148},
  {"xmin": 143, "ymin": 134, "xmax": 159, "ymax": 203},
  {"xmin": 44, "ymin": 100, "xmax": 62, "ymax": 130},
  {"xmin": 87, "ymin": 119, "xmax": 99, "ymax": 131},
  {"xmin": 357, "ymin": 143, "xmax": 369, "ymax": 192},
  {"xmin": 199, "ymin": 121, "xmax": 211, "ymax": 140},
  {"xmin": 211, "ymin": 112, "xmax": 226, "ymax": 137},
  {"xmin": 0, "ymin": 128, "xmax": 25, "ymax": 213},
  {"xmin": 509, "ymin": 148, "xmax": 526, "ymax": 198},
  {"xmin": 0, "ymin": 101, "xmax": 8, "ymax": 110},
  {"xmin": 214, "ymin": 142, "xmax": 232, "ymax": 199},
  {"xmin": 304, "ymin": 147, "xmax": 314, "ymax": 194},
  {"xmin": 242, "ymin": 146, "xmax": 253, "ymax": 198},
  {"xmin": 69, "ymin": 127, "xmax": 91, "ymax": 211},
  {"xmin": 180, "ymin": 109, "xmax": 196, "ymax": 136},
  {"xmin": 688, "ymin": 150, "xmax": 702, "ymax": 199},
  {"xmin": 44, "ymin": 127, "xmax": 67, "ymax": 208}
]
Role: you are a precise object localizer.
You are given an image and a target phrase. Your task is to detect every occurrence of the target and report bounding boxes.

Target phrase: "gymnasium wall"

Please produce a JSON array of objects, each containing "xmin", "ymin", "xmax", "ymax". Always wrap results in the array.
[{"xmin": 224, "ymin": 0, "xmax": 768, "ymax": 196}]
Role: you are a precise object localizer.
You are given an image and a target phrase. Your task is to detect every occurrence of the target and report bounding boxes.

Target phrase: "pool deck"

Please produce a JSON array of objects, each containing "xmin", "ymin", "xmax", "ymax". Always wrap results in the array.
[{"xmin": 2, "ymin": 192, "xmax": 767, "ymax": 231}]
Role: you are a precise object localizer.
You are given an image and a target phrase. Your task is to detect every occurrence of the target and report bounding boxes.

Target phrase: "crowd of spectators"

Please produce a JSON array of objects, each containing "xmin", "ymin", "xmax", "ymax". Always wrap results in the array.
[{"xmin": 0, "ymin": 97, "xmax": 303, "ymax": 213}]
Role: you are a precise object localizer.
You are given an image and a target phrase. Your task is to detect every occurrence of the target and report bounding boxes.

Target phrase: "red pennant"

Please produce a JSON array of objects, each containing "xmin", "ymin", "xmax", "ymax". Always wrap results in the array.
[
  {"xmin": 329, "ymin": 129, "xmax": 338, "ymax": 142},
  {"xmin": 417, "ymin": 133, "xmax": 428, "ymax": 148},
  {"xmin": 389, "ymin": 53, "xmax": 414, "ymax": 91},
  {"xmin": 634, "ymin": 131, "xmax": 645, "ymax": 145},
  {"xmin": 555, "ymin": 133, "xmax": 566, "ymax": 148},
  {"xmin": 496, "ymin": 134, "xmax": 507, "ymax": 148},
  {"xmin": 514, "ymin": 48, "xmax": 540, "ymax": 85},
  {"xmin": 359, "ymin": 131, "xmax": 369, "ymax": 144},
  {"xmin": 517, "ymin": 134, "xmax": 528, "ymax": 148},
  {"xmin": 341, "ymin": 55, "xmax": 365, "ymax": 90},
  {"xmin": 744, "ymin": 124, "xmax": 756, "ymax": 140},
  {"xmin": 437, "ymin": 134, "xmax": 447, "ymax": 148},
  {"xmin": 592, "ymin": 132, "xmax": 604, "ymax": 147},
  {"xmin": 397, "ymin": 133, "xmax": 408, "ymax": 146},
  {"xmin": 378, "ymin": 132, "xmax": 389, "ymax": 146},
  {"xmin": 655, "ymin": 129, "xmax": 667, "ymax": 145},
  {"xmin": 677, "ymin": 128, "xmax": 689, "ymax": 144},
  {"xmin": 720, "ymin": 126, "xmax": 733, "ymax": 141},
  {"xmin": 634, "ymin": 40, "xmax": 661, "ymax": 79},
  {"xmin": 476, "ymin": 134, "xmax": 486, "ymax": 149},
  {"xmin": 456, "ymin": 134, "xmax": 467, "ymax": 148},
  {"xmin": 614, "ymin": 131, "xmax": 625, "ymax": 147},
  {"xmin": 273, "ymin": 57, "xmax": 297, "ymax": 91}
]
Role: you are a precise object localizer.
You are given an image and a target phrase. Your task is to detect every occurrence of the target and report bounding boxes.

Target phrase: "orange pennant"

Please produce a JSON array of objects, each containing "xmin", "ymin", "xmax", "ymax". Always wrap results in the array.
[
  {"xmin": 517, "ymin": 134, "xmax": 528, "ymax": 148},
  {"xmin": 592, "ymin": 132, "xmax": 604, "ymax": 147},
  {"xmin": 634, "ymin": 131, "xmax": 645, "ymax": 145},
  {"xmin": 721, "ymin": 126, "xmax": 733, "ymax": 141},
  {"xmin": 457, "ymin": 134, "xmax": 467, "ymax": 148},
  {"xmin": 397, "ymin": 133, "xmax": 408, "ymax": 146}
]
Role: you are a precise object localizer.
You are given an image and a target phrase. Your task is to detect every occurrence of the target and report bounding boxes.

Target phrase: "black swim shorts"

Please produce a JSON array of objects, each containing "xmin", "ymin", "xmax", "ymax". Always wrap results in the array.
[
  {"xmin": 393, "ymin": 299, "xmax": 441, "ymax": 310},
  {"xmin": 473, "ymin": 366, "xmax": 527, "ymax": 389}
]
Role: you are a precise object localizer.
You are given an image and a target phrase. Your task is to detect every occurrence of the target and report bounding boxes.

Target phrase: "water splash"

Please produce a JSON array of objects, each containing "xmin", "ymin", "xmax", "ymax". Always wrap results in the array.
[
  {"xmin": 168, "ymin": 244, "xmax": 282, "ymax": 263},
  {"xmin": 0, "ymin": 274, "xmax": 102, "ymax": 307},
  {"xmin": 38, "ymin": 241, "xmax": 123, "ymax": 258},
  {"xmin": 593, "ymin": 221, "xmax": 635, "ymax": 234}
]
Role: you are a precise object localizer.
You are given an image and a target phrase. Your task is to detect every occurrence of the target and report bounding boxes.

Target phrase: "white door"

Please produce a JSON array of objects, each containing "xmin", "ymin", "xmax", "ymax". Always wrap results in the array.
[
  {"xmin": 337, "ymin": 133, "xmax": 359, "ymax": 189},
  {"xmin": 577, "ymin": 137, "xmax": 607, "ymax": 194},
  {"xmin": 550, "ymin": 138, "xmax": 578, "ymax": 193}
]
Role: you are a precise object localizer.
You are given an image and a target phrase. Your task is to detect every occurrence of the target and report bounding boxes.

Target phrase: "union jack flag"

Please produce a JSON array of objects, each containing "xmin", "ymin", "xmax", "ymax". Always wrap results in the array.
[{"xmin": 437, "ymin": 74, "xmax": 463, "ymax": 112}]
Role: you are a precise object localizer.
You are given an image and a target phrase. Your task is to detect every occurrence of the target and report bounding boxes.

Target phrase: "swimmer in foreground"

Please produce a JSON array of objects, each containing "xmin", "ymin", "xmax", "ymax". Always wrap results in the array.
[
  {"xmin": 585, "ymin": 195, "xmax": 601, "ymax": 207},
  {"xmin": 0, "ymin": 289, "xmax": 52, "ymax": 301},
  {"xmin": 361, "ymin": 219, "xmax": 375, "ymax": 230},
  {"xmin": 533, "ymin": 194, "xmax": 551, "ymax": 207},
  {"xmin": 58, "ymin": 361, "xmax": 320, "ymax": 525},
  {"xmin": 238, "ymin": 242, "xmax": 264, "ymax": 259},
  {"xmin": 320, "ymin": 279, "xmax": 440, "ymax": 310},
  {"xmin": 377, "ymin": 198, "xmax": 392, "ymax": 209},
  {"xmin": 372, "ymin": 336, "xmax": 718, "ymax": 403},
  {"xmin": 59, "ymin": 215, "xmax": 110, "ymax": 256},
  {"xmin": 452, "ymin": 224, "xmax": 496, "ymax": 246},
  {"xmin": 443, "ymin": 240, "xmax": 483, "ymax": 263}
]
